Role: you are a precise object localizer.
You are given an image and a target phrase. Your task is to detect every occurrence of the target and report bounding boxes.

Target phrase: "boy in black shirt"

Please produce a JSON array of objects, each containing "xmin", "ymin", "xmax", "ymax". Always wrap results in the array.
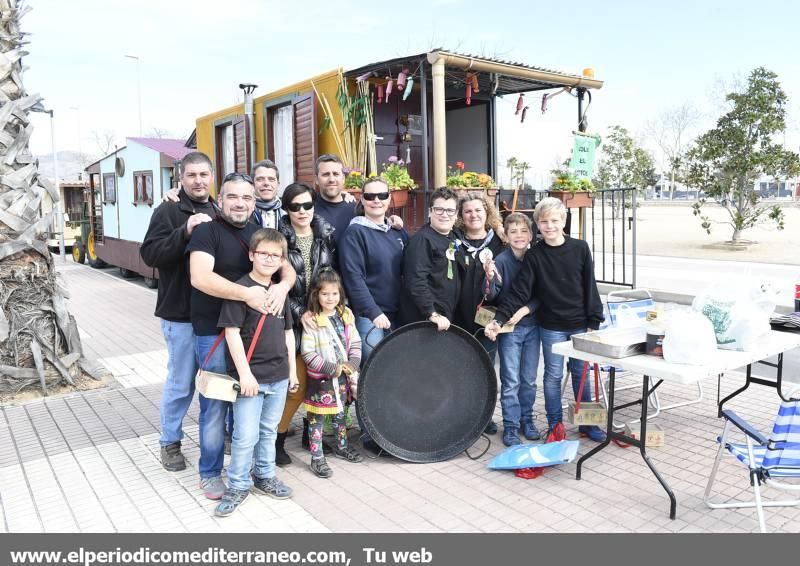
[
  {"xmin": 485, "ymin": 197, "xmax": 606, "ymax": 442},
  {"xmin": 214, "ymin": 229, "xmax": 299, "ymax": 517}
]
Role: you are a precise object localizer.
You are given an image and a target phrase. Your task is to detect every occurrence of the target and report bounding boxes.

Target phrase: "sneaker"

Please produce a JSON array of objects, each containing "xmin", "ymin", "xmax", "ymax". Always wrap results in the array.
[
  {"xmin": 160, "ymin": 442, "xmax": 186, "ymax": 472},
  {"xmin": 199, "ymin": 476, "xmax": 226, "ymax": 500},
  {"xmin": 484, "ymin": 420, "xmax": 498, "ymax": 435},
  {"xmin": 579, "ymin": 425, "xmax": 607, "ymax": 443},
  {"xmin": 502, "ymin": 427, "xmax": 521, "ymax": 447},
  {"xmin": 310, "ymin": 457, "xmax": 334, "ymax": 479},
  {"xmin": 224, "ymin": 434, "xmax": 232, "ymax": 456},
  {"xmin": 545, "ymin": 422, "xmax": 566, "ymax": 443},
  {"xmin": 521, "ymin": 421, "xmax": 541, "ymax": 441},
  {"xmin": 333, "ymin": 444, "xmax": 363, "ymax": 463},
  {"xmin": 253, "ymin": 475, "xmax": 293, "ymax": 499},
  {"xmin": 214, "ymin": 488, "xmax": 249, "ymax": 517}
]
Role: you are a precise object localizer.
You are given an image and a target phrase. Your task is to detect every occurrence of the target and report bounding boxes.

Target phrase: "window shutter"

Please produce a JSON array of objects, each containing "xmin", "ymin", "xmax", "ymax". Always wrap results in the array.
[
  {"xmin": 292, "ymin": 92, "xmax": 317, "ymax": 186},
  {"xmin": 233, "ymin": 116, "xmax": 250, "ymax": 173}
]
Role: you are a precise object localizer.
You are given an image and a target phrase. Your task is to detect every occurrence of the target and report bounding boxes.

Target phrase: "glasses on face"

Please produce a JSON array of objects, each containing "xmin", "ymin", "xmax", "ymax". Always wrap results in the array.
[
  {"xmin": 222, "ymin": 172, "xmax": 254, "ymax": 184},
  {"xmin": 362, "ymin": 192, "xmax": 390, "ymax": 201},
  {"xmin": 253, "ymin": 251, "xmax": 282, "ymax": 262},
  {"xmin": 431, "ymin": 206, "xmax": 457, "ymax": 217},
  {"xmin": 286, "ymin": 201, "xmax": 314, "ymax": 213}
]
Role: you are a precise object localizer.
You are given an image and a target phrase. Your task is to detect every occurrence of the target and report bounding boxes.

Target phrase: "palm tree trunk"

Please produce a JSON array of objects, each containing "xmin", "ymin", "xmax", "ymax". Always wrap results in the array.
[{"xmin": 0, "ymin": 0, "xmax": 97, "ymax": 395}]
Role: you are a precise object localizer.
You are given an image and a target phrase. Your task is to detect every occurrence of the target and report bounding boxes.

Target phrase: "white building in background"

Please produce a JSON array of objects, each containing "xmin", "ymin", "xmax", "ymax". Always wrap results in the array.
[{"xmin": 648, "ymin": 173, "xmax": 800, "ymax": 201}]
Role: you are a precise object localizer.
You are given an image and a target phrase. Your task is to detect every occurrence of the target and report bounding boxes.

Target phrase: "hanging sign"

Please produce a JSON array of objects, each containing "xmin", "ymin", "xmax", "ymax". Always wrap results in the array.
[{"xmin": 569, "ymin": 132, "xmax": 601, "ymax": 180}]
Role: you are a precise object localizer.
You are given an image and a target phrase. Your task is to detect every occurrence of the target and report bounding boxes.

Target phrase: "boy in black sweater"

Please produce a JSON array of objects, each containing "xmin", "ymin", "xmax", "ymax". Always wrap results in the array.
[{"xmin": 485, "ymin": 197, "xmax": 606, "ymax": 442}]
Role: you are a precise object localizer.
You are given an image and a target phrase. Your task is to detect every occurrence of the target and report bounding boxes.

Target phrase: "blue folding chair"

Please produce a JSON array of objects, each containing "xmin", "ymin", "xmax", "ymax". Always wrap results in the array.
[{"xmin": 704, "ymin": 385, "xmax": 800, "ymax": 532}]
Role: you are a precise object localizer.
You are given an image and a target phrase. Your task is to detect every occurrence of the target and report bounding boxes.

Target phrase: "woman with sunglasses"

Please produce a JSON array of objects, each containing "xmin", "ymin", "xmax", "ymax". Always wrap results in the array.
[
  {"xmin": 339, "ymin": 178, "xmax": 409, "ymax": 453},
  {"xmin": 275, "ymin": 182, "xmax": 337, "ymax": 466}
]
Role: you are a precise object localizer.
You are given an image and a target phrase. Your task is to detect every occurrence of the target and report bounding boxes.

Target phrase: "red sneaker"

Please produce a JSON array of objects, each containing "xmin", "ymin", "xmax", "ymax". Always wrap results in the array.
[{"xmin": 545, "ymin": 422, "xmax": 566, "ymax": 443}]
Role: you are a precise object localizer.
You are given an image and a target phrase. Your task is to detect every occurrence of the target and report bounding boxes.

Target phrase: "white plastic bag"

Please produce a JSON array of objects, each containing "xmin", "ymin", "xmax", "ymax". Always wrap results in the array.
[
  {"xmin": 662, "ymin": 310, "xmax": 718, "ymax": 365},
  {"xmin": 692, "ymin": 278, "xmax": 775, "ymax": 351}
]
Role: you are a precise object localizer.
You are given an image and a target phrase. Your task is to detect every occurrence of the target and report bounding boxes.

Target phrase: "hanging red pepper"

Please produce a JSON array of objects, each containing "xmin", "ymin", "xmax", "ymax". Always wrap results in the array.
[
  {"xmin": 377, "ymin": 83, "xmax": 384, "ymax": 102},
  {"xmin": 470, "ymin": 73, "xmax": 479, "ymax": 93},
  {"xmin": 466, "ymin": 83, "xmax": 472, "ymax": 105},
  {"xmin": 515, "ymin": 93, "xmax": 525, "ymax": 115}
]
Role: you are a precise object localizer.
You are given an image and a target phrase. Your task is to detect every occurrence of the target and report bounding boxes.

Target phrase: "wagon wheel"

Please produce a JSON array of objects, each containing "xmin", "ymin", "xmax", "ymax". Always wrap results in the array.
[
  {"xmin": 71, "ymin": 242, "xmax": 86, "ymax": 264},
  {"xmin": 87, "ymin": 231, "xmax": 106, "ymax": 268}
]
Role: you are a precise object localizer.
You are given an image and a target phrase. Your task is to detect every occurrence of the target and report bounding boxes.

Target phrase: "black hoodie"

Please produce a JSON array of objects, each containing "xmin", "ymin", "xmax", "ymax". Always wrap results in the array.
[{"xmin": 140, "ymin": 190, "xmax": 217, "ymax": 321}]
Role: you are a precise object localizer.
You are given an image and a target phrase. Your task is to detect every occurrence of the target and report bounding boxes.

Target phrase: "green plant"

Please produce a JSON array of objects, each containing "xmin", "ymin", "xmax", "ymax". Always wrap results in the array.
[
  {"xmin": 344, "ymin": 170, "xmax": 364, "ymax": 190},
  {"xmin": 380, "ymin": 156, "xmax": 416, "ymax": 190},
  {"xmin": 446, "ymin": 161, "xmax": 495, "ymax": 189},
  {"xmin": 549, "ymin": 169, "xmax": 594, "ymax": 193}
]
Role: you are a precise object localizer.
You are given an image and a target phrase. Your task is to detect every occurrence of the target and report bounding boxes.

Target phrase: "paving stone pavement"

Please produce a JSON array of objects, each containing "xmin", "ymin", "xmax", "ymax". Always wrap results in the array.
[{"xmin": 1, "ymin": 261, "xmax": 798, "ymax": 533}]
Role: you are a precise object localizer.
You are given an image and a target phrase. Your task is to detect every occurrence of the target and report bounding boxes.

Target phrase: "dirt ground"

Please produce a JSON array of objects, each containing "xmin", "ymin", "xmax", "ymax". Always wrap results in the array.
[
  {"xmin": 633, "ymin": 201, "xmax": 800, "ymax": 264},
  {"xmin": 0, "ymin": 373, "xmax": 110, "ymax": 405}
]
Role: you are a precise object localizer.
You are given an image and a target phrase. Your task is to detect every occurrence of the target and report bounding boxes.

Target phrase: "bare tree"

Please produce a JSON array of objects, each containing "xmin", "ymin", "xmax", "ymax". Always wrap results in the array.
[
  {"xmin": 91, "ymin": 128, "xmax": 117, "ymax": 156},
  {"xmin": 147, "ymin": 127, "xmax": 173, "ymax": 139},
  {"xmin": 645, "ymin": 102, "xmax": 700, "ymax": 199},
  {"xmin": 0, "ymin": 0, "xmax": 100, "ymax": 395}
]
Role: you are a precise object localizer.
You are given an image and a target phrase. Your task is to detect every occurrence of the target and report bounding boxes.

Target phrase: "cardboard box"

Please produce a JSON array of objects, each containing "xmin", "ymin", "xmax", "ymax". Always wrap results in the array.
[
  {"xmin": 195, "ymin": 370, "xmax": 239, "ymax": 402},
  {"xmin": 567, "ymin": 401, "xmax": 607, "ymax": 425},
  {"xmin": 623, "ymin": 423, "xmax": 665, "ymax": 447}
]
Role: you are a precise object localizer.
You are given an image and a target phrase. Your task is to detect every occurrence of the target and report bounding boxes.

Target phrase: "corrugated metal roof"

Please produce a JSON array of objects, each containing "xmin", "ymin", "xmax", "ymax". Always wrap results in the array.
[
  {"xmin": 345, "ymin": 48, "xmax": 599, "ymax": 94},
  {"xmin": 128, "ymin": 137, "xmax": 193, "ymax": 161}
]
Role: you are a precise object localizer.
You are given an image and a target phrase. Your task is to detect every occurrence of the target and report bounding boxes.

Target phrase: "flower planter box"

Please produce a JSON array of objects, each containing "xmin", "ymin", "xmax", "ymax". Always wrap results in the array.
[
  {"xmin": 550, "ymin": 190, "xmax": 594, "ymax": 209},
  {"xmin": 389, "ymin": 189, "xmax": 409, "ymax": 208}
]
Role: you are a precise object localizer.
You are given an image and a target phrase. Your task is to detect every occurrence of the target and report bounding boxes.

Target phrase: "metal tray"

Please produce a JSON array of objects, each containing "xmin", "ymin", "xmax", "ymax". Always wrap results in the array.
[{"xmin": 571, "ymin": 327, "xmax": 647, "ymax": 359}]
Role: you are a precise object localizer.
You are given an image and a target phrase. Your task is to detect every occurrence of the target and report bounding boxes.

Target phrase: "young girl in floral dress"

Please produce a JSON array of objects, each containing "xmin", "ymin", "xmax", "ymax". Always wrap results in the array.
[{"xmin": 300, "ymin": 268, "xmax": 363, "ymax": 478}]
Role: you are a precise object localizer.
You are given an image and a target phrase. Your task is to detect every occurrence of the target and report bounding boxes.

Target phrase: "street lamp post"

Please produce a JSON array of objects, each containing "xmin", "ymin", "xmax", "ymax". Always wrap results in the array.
[
  {"xmin": 47, "ymin": 110, "xmax": 66, "ymax": 262},
  {"xmin": 124, "ymin": 54, "xmax": 143, "ymax": 135}
]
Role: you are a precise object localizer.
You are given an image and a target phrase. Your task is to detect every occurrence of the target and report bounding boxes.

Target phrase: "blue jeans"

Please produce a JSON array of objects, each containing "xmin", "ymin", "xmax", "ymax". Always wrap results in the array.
[
  {"xmin": 195, "ymin": 334, "xmax": 231, "ymax": 479},
  {"xmin": 355, "ymin": 313, "xmax": 397, "ymax": 444},
  {"xmin": 227, "ymin": 379, "xmax": 289, "ymax": 491},
  {"xmin": 159, "ymin": 320, "xmax": 197, "ymax": 446},
  {"xmin": 540, "ymin": 327, "xmax": 593, "ymax": 427},
  {"xmin": 498, "ymin": 323, "xmax": 540, "ymax": 429}
]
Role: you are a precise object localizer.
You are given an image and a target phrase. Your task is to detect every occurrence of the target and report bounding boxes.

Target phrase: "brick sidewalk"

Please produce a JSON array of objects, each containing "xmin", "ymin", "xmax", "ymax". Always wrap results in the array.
[{"xmin": 1, "ymin": 262, "xmax": 798, "ymax": 533}]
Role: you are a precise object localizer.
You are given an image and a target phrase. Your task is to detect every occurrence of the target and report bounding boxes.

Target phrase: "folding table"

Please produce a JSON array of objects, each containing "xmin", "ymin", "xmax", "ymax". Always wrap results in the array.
[{"xmin": 553, "ymin": 330, "xmax": 800, "ymax": 519}]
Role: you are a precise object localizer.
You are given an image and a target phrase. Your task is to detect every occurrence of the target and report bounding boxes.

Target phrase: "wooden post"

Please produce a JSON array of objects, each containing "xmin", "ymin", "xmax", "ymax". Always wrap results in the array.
[{"xmin": 431, "ymin": 58, "xmax": 447, "ymax": 188}]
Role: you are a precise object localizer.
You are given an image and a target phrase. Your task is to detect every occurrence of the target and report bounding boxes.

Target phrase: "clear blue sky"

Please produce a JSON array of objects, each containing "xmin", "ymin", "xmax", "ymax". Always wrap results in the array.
[{"xmin": 25, "ymin": 0, "xmax": 800, "ymax": 184}]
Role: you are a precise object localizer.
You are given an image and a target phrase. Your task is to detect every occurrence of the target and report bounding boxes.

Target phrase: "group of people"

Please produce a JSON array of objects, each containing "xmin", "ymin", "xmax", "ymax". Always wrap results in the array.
[{"xmin": 141, "ymin": 150, "xmax": 606, "ymax": 519}]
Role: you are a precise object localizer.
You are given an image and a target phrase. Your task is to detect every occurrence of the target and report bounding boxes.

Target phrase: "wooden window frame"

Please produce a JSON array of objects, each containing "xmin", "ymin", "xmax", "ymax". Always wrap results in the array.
[
  {"xmin": 132, "ymin": 170, "xmax": 154, "ymax": 206},
  {"xmin": 102, "ymin": 173, "xmax": 116, "ymax": 204}
]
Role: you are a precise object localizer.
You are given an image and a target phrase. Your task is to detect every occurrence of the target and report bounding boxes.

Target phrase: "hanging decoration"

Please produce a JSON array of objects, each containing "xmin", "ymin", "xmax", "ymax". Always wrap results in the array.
[
  {"xmin": 515, "ymin": 93, "xmax": 525, "ymax": 115},
  {"xmin": 402, "ymin": 77, "xmax": 414, "ymax": 101},
  {"xmin": 520, "ymin": 106, "xmax": 529, "ymax": 123},
  {"xmin": 397, "ymin": 67, "xmax": 409, "ymax": 91},
  {"xmin": 384, "ymin": 77, "xmax": 394, "ymax": 103}
]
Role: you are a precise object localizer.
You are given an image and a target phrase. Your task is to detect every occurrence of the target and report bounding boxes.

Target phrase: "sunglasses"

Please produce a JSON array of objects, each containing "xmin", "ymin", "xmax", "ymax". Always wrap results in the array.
[
  {"xmin": 286, "ymin": 201, "xmax": 314, "ymax": 213},
  {"xmin": 362, "ymin": 192, "xmax": 390, "ymax": 201}
]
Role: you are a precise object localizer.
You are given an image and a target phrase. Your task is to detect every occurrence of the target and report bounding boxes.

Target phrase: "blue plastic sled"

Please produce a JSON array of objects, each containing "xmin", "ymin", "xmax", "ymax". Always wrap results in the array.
[{"xmin": 488, "ymin": 441, "xmax": 580, "ymax": 470}]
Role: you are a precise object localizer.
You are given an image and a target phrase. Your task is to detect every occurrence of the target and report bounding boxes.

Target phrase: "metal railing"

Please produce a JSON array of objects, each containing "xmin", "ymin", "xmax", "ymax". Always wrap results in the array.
[{"xmin": 589, "ymin": 187, "xmax": 638, "ymax": 288}]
